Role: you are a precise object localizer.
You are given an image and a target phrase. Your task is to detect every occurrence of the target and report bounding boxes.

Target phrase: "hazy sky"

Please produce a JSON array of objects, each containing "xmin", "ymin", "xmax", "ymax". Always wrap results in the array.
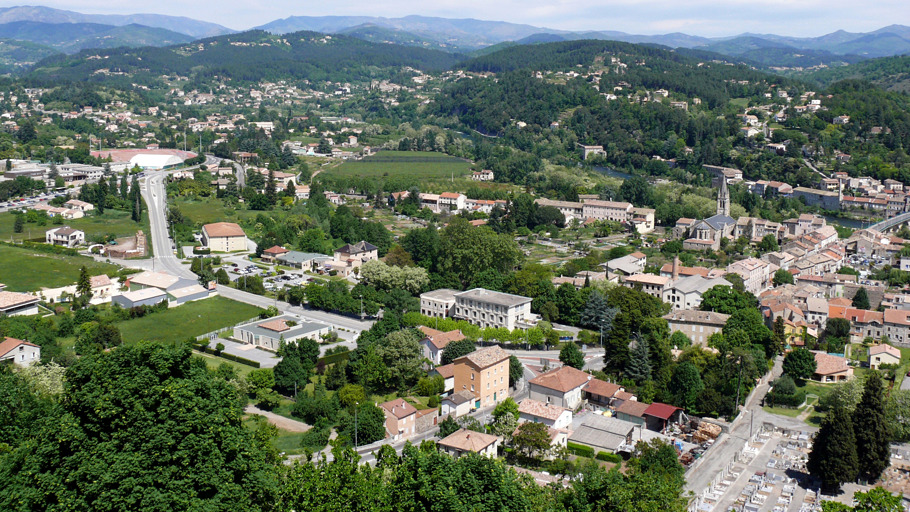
[{"xmin": 4, "ymin": 0, "xmax": 909, "ymax": 37}]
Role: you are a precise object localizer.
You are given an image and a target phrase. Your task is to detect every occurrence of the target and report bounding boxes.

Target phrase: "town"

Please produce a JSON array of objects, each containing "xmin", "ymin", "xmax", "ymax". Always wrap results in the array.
[{"xmin": 0, "ymin": 7, "xmax": 909, "ymax": 512}]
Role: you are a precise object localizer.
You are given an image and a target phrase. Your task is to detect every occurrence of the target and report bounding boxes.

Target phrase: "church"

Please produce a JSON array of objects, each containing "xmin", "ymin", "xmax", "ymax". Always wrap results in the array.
[{"xmin": 679, "ymin": 179, "xmax": 737, "ymax": 251}]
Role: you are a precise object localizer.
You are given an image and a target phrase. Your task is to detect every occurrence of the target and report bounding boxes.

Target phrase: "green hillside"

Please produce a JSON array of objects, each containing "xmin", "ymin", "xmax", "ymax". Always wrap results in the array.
[
  {"xmin": 0, "ymin": 21, "xmax": 194, "ymax": 54},
  {"xmin": 0, "ymin": 38, "xmax": 58, "ymax": 74},
  {"xmin": 797, "ymin": 55, "xmax": 910, "ymax": 92}
]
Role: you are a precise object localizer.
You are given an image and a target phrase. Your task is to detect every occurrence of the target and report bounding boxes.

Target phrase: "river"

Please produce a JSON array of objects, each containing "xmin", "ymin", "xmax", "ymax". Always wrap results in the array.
[
  {"xmin": 593, "ymin": 165, "xmax": 633, "ymax": 180},
  {"xmin": 821, "ymin": 214, "xmax": 868, "ymax": 230}
]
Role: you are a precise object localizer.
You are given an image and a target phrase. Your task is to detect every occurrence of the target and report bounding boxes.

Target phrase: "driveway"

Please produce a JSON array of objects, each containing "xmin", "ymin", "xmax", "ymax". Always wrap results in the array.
[
  {"xmin": 211, "ymin": 337, "xmax": 280, "ymax": 368},
  {"xmin": 245, "ymin": 404, "xmax": 310, "ymax": 433}
]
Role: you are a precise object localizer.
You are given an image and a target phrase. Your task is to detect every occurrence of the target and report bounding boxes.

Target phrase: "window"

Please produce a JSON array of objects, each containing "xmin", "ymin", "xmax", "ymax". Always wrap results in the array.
[
  {"xmin": 471, "ymin": 373, "xmax": 474, "ymax": 380},
  {"xmin": 471, "ymin": 385, "xmax": 474, "ymax": 392}
]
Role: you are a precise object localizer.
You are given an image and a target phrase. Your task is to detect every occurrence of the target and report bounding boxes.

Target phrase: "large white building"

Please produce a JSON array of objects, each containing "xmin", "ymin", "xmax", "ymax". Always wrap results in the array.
[
  {"xmin": 452, "ymin": 288, "xmax": 534, "ymax": 330},
  {"xmin": 201, "ymin": 222, "xmax": 247, "ymax": 252},
  {"xmin": 420, "ymin": 288, "xmax": 459, "ymax": 319},
  {"xmin": 129, "ymin": 153, "xmax": 184, "ymax": 170}
]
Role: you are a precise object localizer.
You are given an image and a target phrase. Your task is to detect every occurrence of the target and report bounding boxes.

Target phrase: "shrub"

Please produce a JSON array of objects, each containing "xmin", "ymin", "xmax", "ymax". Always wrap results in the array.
[
  {"xmin": 596, "ymin": 451, "xmax": 622, "ymax": 463},
  {"xmin": 567, "ymin": 442, "xmax": 594, "ymax": 458},
  {"xmin": 428, "ymin": 395, "xmax": 440, "ymax": 408},
  {"xmin": 215, "ymin": 342, "xmax": 225, "ymax": 353}
]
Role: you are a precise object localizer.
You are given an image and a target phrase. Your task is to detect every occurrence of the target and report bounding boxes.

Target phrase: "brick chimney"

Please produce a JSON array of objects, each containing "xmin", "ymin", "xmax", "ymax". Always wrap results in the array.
[{"xmin": 672, "ymin": 255, "xmax": 680, "ymax": 280}]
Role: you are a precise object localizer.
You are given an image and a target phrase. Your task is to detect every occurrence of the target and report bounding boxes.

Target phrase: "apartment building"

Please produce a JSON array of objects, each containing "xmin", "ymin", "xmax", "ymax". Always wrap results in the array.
[
  {"xmin": 453, "ymin": 346, "xmax": 511, "ymax": 409},
  {"xmin": 453, "ymin": 288, "xmax": 533, "ymax": 330}
]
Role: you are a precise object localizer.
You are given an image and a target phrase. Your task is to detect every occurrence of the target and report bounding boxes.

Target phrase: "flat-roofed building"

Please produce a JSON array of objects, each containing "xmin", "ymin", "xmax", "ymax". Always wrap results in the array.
[
  {"xmin": 420, "ymin": 288, "xmax": 459, "ymax": 319},
  {"xmin": 0, "ymin": 291, "xmax": 39, "ymax": 316},
  {"xmin": 112, "ymin": 288, "xmax": 168, "ymax": 309},
  {"xmin": 453, "ymin": 288, "xmax": 533, "ymax": 330},
  {"xmin": 233, "ymin": 315, "xmax": 332, "ymax": 351}
]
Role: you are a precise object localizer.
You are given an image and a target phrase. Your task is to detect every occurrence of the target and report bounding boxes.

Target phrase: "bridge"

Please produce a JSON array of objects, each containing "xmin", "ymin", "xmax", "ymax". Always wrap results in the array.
[{"xmin": 868, "ymin": 211, "xmax": 910, "ymax": 233}]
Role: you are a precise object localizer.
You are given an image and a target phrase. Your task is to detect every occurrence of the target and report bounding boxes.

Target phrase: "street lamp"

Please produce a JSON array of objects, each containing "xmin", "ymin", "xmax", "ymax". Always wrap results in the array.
[{"xmin": 354, "ymin": 401, "xmax": 359, "ymax": 449}]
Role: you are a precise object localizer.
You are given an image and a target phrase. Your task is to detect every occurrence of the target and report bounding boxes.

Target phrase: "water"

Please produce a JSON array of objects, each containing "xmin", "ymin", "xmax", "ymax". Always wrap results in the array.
[
  {"xmin": 593, "ymin": 165, "xmax": 633, "ymax": 180},
  {"xmin": 821, "ymin": 214, "xmax": 865, "ymax": 230}
]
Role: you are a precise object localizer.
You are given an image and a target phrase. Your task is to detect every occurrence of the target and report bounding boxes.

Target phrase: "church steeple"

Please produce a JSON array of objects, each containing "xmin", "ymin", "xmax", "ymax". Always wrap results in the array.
[{"xmin": 717, "ymin": 178, "xmax": 730, "ymax": 217}]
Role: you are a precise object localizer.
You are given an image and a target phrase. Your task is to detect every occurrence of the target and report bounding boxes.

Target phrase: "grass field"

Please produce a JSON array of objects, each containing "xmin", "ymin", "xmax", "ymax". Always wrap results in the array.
[
  {"xmin": 171, "ymin": 195, "xmax": 261, "ymax": 227},
  {"xmin": 116, "ymin": 296, "xmax": 263, "ymax": 344},
  {"xmin": 321, "ymin": 151, "xmax": 473, "ymax": 181},
  {"xmin": 0, "ymin": 208, "xmax": 150, "ymax": 247},
  {"xmin": 0, "ymin": 244, "xmax": 122, "ymax": 292},
  {"xmin": 195, "ymin": 350, "xmax": 256, "ymax": 378}
]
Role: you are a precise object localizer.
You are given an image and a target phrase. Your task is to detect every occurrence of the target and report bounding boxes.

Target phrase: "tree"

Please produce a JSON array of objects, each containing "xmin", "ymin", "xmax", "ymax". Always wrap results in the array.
[
  {"xmin": 374, "ymin": 329, "xmax": 424, "ymax": 391},
  {"xmin": 0, "ymin": 343, "xmax": 278, "ymax": 510},
  {"xmin": 76, "ymin": 266, "xmax": 93, "ymax": 302},
  {"xmin": 337, "ymin": 383, "xmax": 365, "ymax": 409},
  {"xmin": 852, "ymin": 287, "xmax": 871, "ymax": 310},
  {"xmin": 508, "ymin": 355, "xmax": 524, "ymax": 387},
  {"xmin": 246, "ymin": 368, "xmax": 275, "ymax": 394},
  {"xmin": 758, "ymin": 234, "xmax": 779, "ymax": 252},
  {"xmin": 853, "ymin": 372, "xmax": 891, "ymax": 482},
  {"xmin": 820, "ymin": 487, "xmax": 904, "ymax": 512},
  {"xmin": 492, "ymin": 397, "xmax": 520, "ymax": 422},
  {"xmin": 343, "ymin": 402, "xmax": 386, "ymax": 445},
  {"xmin": 773, "ymin": 269, "xmax": 794, "ymax": 286},
  {"xmin": 273, "ymin": 340, "xmax": 316, "ymax": 395},
  {"xmin": 807, "ymin": 404, "xmax": 859, "ymax": 492},
  {"xmin": 783, "ymin": 347, "xmax": 817, "ymax": 381},
  {"xmin": 441, "ymin": 339, "xmax": 476, "ymax": 365},
  {"xmin": 626, "ymin": 337, "xmax": 652, "ymax": 383},
  {"xmin": 512, "ymin": 421, "xmax": 552, "ymax": 459},
  {"xmin": 633, "ymin": 438, "xmax": 686, "ymax": 489},
  {"xmin": 886, "ymin": 389, "xmax": 910, "ymax": 442},
  {"xmin": 700, "ymin": 285, "xmax": 757, "ymax": 315},
  {"xmin": 13, "ymin": 214, "xmax": 23, "ymax": 233},
  {"xmin": 559, "ymin": 341, "xmax": 585, "ymax": 370},
  {"xmin": 437, "ymin": 415, "xmax": 459, "ymax": 438},
  {"xmin": 580, "ymin": 290, "xmax": 618, "ymax": 338},
  {"xmin": 669, "ymin": 362, "xmax": 704, "ymax": 410}
]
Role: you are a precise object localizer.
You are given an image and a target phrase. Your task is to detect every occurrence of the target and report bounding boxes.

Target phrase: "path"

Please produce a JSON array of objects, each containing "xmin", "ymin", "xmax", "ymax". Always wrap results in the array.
[{"xmin": 245, "ymin": 404, "xmax": 311, "ymax": 433}]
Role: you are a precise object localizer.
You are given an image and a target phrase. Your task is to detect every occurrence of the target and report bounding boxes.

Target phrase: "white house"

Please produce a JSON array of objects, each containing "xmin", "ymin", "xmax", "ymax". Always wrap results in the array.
[
  {"xmin": 518, "ymin": 399, "xmax": 573, "ymax": 429},
  {"xmin": 0, "ymin": 337, "xmax": 40, "ymax": 366},
  {"xmin": 45, "ymin": 226, "xmax": 85, "ymax": 248}
]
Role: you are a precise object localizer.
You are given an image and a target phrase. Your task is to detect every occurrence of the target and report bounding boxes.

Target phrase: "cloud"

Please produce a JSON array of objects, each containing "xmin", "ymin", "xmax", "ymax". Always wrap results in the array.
[{"xmin": 3, "ymin": 0, "xmax": 907, "ymax": 37}]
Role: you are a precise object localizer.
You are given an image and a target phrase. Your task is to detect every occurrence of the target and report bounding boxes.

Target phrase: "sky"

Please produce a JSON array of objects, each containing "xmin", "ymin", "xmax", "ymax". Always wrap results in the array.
[{"xmin": 2, "ymin": 0, "xmax": 909, "ymax": 37}]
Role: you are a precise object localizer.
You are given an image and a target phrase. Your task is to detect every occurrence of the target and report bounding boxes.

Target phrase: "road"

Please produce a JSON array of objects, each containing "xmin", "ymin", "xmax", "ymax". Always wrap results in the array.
[{"xmin": 140, "ymin": 158, "xmax": 376, "ymax": 336}]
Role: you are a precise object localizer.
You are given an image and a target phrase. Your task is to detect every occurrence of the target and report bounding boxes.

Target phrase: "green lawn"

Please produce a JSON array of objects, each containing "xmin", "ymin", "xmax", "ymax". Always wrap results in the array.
[
  {"xmin": 195, "ymin": 350, "xmax": 256, "ymax": 378},
  {"xmin": 0, "ymin": 208, "xmax": 150, "ymax": 247},
  {"xmin": 321, "ymin": 151, "xmax": 473, "ymax": 181},
  {"xmin": 762, "ymin": 405, "xmax": 805, "ymax": 417},
  {"xmin": 0, "ymin": 244, "xmax": 122, "ymax": 292},
  {"xmin": 116, "ymin": 296, "xmax": 263, "ymax": 344},
  {"xmin": 729, "ymin": 98, "xmax": 749, "ymax": 108},
  {"xmin": 170, "ymin": 195, "xmax": 260, "ymax": 227}
]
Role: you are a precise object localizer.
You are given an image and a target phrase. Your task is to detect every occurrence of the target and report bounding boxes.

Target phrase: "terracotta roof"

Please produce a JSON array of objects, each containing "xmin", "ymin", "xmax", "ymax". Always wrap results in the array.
[
  {"xmin": 614, "ymin": 391, "xmax": 636, "ymax": 402},
  {"xmin": 0, "ymin": 291, "xmax": 38, "ymax": 310},
  {"xmin": 418, "ymin": 326, "xmax": 444, "ymax": 338},
  {"xmin": 519, "ymin": 399, "xmax": 570, "ymax": 421},
  {"xmin": 440, "ymin": 192, "xmax": 462, "ymax": 199},
  {"xmin": 90, "ymin": 274, "xmax": 112, "ymax": 288},
  {"xmin": 438, "ymin": 429, "xmax": 499, "ymax": 452},
  {"xmin": 455, "ymin": 346, "xmax": 510, "ymax": 370},
  {"xmin": 415, "ymin": 408, "xmax": 438, "ymax": 419},
  {"xmin": 422, "ymin": 329, "xmax": 466, "ymax": 350},
  {"xmin": 813, "ymin": 351, "xmax": 850, "ymax": 376},
  {"xmin": 643, "ymin": 402, "xmax": 681, "ymax": 420},
  {"xmin": 263, "ymin": 245, "xmax": 289, "ymax": 255},
  {"xmin": 0, "ymin": 337, "xmax": 38, "ymax": 358},
  {"xmin": 630, "ymin": 252, "xmax": 646, "ymax": 259},
  {"xmin": 615, "ymin": 400, "xmax": 649, "ymax": 418},
  {"xmin": 584, "ymin": 379, "xmax": 621, "ymax": 399},
  {"xmin": 258, "ymin": 319, "xmax": 291, "ymax": 332},
  {"xmin": 380, "ymin": 398, "xmax": 417, "ymax": 419},
  {"xmin": 884, "ymin": 309, "xmax": 910, "ymax": 327},
  {"xmin": 433, "ymin": 363, "xmax": 455, "ymax": 379},
  {"xmin": 869, "ymin": 344, "xmax": 901, "ymax": 359},
  {"xmin": 203, "ymin": 222, "xmax": 245, "ymax": 238},
  {"xmin": 624, "ymin": 274, "xmax": 670, "ymax": 286},
  {"xmin": 530, "ymin": 366, "xmax": 591, "ymax": 393}
]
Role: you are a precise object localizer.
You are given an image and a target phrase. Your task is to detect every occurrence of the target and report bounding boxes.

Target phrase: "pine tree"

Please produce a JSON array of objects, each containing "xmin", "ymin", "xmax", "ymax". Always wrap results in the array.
[
  {"xmin": 807, "ymin": 404, "xmax": 858, "ymax": 492},
  {"xmin": 853, "ymin": 371, "xmax": 891, "ymax": 482},
  {"xmin": 120, "ymin": 175, "xmax": 128, "ymax": 198},
  {"xmin": 265, "ymin": 169, "xmax": 277, "ymax": 206},
  {"xmin": 76, "ymin": 266, "xmax": 93, "ymax": 301},
  {"xmin": 625, "ymin": 336, "xmax": 652, "ymax": 383},
  {"xmin": 852, "ymin": 287, "xmax": 871, "ymax": 310},
  {"xmin": 13, "ymin": 214, "xmax": 23, "ymax": 233}
]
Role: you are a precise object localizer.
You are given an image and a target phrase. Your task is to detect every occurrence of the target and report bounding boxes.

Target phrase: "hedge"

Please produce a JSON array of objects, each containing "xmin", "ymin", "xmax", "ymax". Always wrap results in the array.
[
  {"xmin": 193, "ymin": 246, "xmax": 211, "ymax": 255},
  {"xmin": 567, "ymin": 442, "xmax": 594, "ymax": 458},
  {"xmin": 765, "ymin": 389, "xmax": 806, "ymax": 408},
  {"xmin": 596, "ymin": 451, "xmax": 622, "ymax": 463},
  {"xmin": 318, "ymin": 349, "xmax": 351, "ymax": 366}
]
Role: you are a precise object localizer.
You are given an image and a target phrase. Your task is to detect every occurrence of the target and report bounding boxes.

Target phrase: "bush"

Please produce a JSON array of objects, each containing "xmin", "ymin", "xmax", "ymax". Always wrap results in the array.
[
  {"xmin": 567, "ymin": 442, "xmax": 594, "ymax": 458},
  {"xmin": 193, "ymin": 246, "xmax": 211, "ymax": 255},
  {"xmin": 596, "ymin": 451, "xmax": 622, "ymax": 463},
  {"xmin": 428, "ymin": 395, "xmax": 440, "ymax": 408},
  {"xmin": 215, "ymin": 342, "xmax": 225, "ymax": 353}
]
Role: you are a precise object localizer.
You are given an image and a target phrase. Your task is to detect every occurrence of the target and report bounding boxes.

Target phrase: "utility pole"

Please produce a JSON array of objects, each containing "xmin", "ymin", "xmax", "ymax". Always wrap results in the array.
[
  {"xmin": 354, "ymin": 401, "xmax": 359, "ymax": 449},
  {"xmin": 359, "ymin": 293, "xmax": 363, "ymax": 320}
]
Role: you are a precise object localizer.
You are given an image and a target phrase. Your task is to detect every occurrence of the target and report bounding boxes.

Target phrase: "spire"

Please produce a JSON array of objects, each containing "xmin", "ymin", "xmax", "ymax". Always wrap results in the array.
[{"xmin": 717, "ymin": 178, "xmax": 730, "ymax": 217}]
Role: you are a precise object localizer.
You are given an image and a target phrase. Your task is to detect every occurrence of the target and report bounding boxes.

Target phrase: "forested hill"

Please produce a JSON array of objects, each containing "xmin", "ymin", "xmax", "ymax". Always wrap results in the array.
[
  {"xmin": 454, "ymin": 40, "xmax": 791, "ymax": 109},
  {"xmin": 25, "ymin": 30, "xmax": 464, "ymax": 86},
  {"xmin": 797, "ymin": 55, "xmax": 910, "ymax": 93}
]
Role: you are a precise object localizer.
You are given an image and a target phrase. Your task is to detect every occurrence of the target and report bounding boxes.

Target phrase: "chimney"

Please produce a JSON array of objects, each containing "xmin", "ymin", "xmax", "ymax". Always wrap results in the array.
[{"xmin": 672, "ymin": 255, "xmax": 680, "ymax": 281}]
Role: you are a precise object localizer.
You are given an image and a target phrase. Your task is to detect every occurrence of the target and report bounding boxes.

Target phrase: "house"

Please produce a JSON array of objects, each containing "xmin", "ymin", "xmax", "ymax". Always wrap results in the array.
[
  {"xmin": 472, "ymin": 169, "xmax": 494, "ymax": 181},
  {"xmin": 0, "ymin": 337, "xmax": 40, "ymax": 366},
  {"xmin": 128, "ymin": 271, "xmax": 197, "ymax": 294},
  {"xmin": 261, "ymin": 245, "xmax": 289, "ymax": 263},
  {"xmin": 167, "ymin": 284, "xmax": 211, "ymax": 305},
  {"xmin": 232, "ymin": 315, "xmax": 332, "ymax": 351},
  {"xmin": 642, "ymin": 403, "xmax": 683, "ymax": 432},
  {"xmin": 430, "ymin": 363, "xmax": 455, "ymax": 394},
  {"xmin": 726, "ymin": 258, "xmax": 774, "ymax": 295},
  {"xmin": 580, "ymin": 145, "xmax": 606, "ymax": 160},
  {"xmin": 276, "ymin": 251, "xmax": 332, "ymax": 271},
  {"xmin": 605, "ymin": 252, "xmax": 647, "ymax": 276},
  {"xmin": 45, "ymin": 226, "xmax": 85, "ymax": 248},
  {"xmin": 662, "ymin": 276, "xmax": 731, "ymax": 311},
  {"xmin": 812, "ymin": 351, "xmax": 853, "ymax": 382},
  {"xmin": 662, "ymin": 309, "xmax": 730, "ymax": 346},
  {"xmin": 327, "ymin": 241, "xmax": 378, "ymax": 276},
  {"xmin": 420, "ymin": 288, "xmax": 459, "ymax": 319},
  {"xmin": 438, "ymin": 192, "xmax": 466, "ymax": 213},
  {"xmin": 418, "ymin": 326, "xmax": 466, "ymax": 366},
  {"xmin": 583, "ymin": 379, "xmax": 623, "ymax": 407},
  {"xmin": 622, "ymin": 274, "xmax": 671, "ymax": 300},
  {"xmin": 415, "ymin": 408, "xmax": 439, "ymax": 433},
  {"xmin": 112, "ymin": 288, "xmax": 168, "ymax": 309},
  {"xmin": 453, "ymin": 346, "xmax": 510, "ymax": 409},
  {"xmin": 201, "ymin": 222, "xmax": 247, "ymax": 252},
  {"xmin": 437, "ymin": 429, "xmax": 500, "ymax": 458},
  {"xmin": 868, "ymin": 344, "xmax": 901, "ymax": 370},
  {"xmin": 518, "ymin": 399, "xmax": 573, "ymax": 429},
  {"xmin": 441, "ymin": 389, "xmax": 475, "ymax": 417},
  {"xmin": 380, "ymin": 398, "xmax": 418, "ymax": 440},
  {"xmin": 0, "ymin": 291, "xmax": 39, "ymax": 316},
  {"xmin": 529, "ymin": 365, "xmax": 591, "ymax": 409},
  {"xmin": 453, "ymin": 288, "xmax": 534, "ymax": 330},
  {"xmin": 64, "ymin": 199, "xmax": 94, "ymax": 212},
  {"xmin": 884, "ymin": 308, "xmax": 910, "ymax": 346},
  {"xmin": 614, "ymin": 400, "xmax": 649, "ymax": 426},
  {"xmin": 90, "ymin": 275, "xmax": 115, "ymax": 301}
]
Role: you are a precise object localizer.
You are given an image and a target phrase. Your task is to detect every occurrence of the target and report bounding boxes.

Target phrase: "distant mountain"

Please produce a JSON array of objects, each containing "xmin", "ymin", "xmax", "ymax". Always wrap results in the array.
[
  {"xmin": 0, "ymin": 21, "xmax": 194, "ymax": 54},
  {"xmin": 0, "ymin": 37, "xmax": 57, "ymax": 74},
  {"xmin": 797, "ymin": 55, "xmax": 910, "ymax": 92},
  {"xmin": 337, "ymin": 24, "xmax": 466, "ymax": 53},
  {"xmin": 26, "ymin": 30, "xmax": 463, "ymax": 85},
  {"xmin": 0, "ymin": 6, "xmax": 233, "ymax": 38}
]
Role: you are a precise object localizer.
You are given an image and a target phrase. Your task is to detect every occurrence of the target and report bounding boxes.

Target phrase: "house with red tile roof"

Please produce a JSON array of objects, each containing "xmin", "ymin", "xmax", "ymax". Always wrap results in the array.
[
  {"xmin": 868, "ymin": 344, "xmax": 901, "ymax": 369},
  {"xmin": 518, "ymin": 399, "xmax": 573, "ymax": 429},
  {"xmin": 0, "ymin": 337, "xmax": 40, "ymax": 366},
  {"xmin": 529, "ymin": 365, "xmax": 592, "ymax": 409},
  {"xmin": 418, "ymin": 326, "xmax": 466, "ymax": 366},
  {"xmin": 811, "ymin": 351, "xmax": 853, "ymax": 383},
  {"xmin": 380, "ymin": 398, "xmax": 418, "ymax": 441}
]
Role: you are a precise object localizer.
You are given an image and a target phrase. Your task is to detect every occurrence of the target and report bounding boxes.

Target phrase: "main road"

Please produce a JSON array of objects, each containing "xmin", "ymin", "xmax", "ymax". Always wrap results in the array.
[{"xmin": 139, "ymin": 159, "xmax": 376, "ymax": 335}]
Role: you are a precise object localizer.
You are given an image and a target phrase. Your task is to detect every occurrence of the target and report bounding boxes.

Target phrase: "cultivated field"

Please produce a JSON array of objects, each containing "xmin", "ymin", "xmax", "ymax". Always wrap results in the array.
[
  {"xmin": 0, "ymin": 209, "xmax": 150, "ymax": 246},
  {"xmin": 321, "ymin": 151, "xmax": 474, "ymax": 181}
]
